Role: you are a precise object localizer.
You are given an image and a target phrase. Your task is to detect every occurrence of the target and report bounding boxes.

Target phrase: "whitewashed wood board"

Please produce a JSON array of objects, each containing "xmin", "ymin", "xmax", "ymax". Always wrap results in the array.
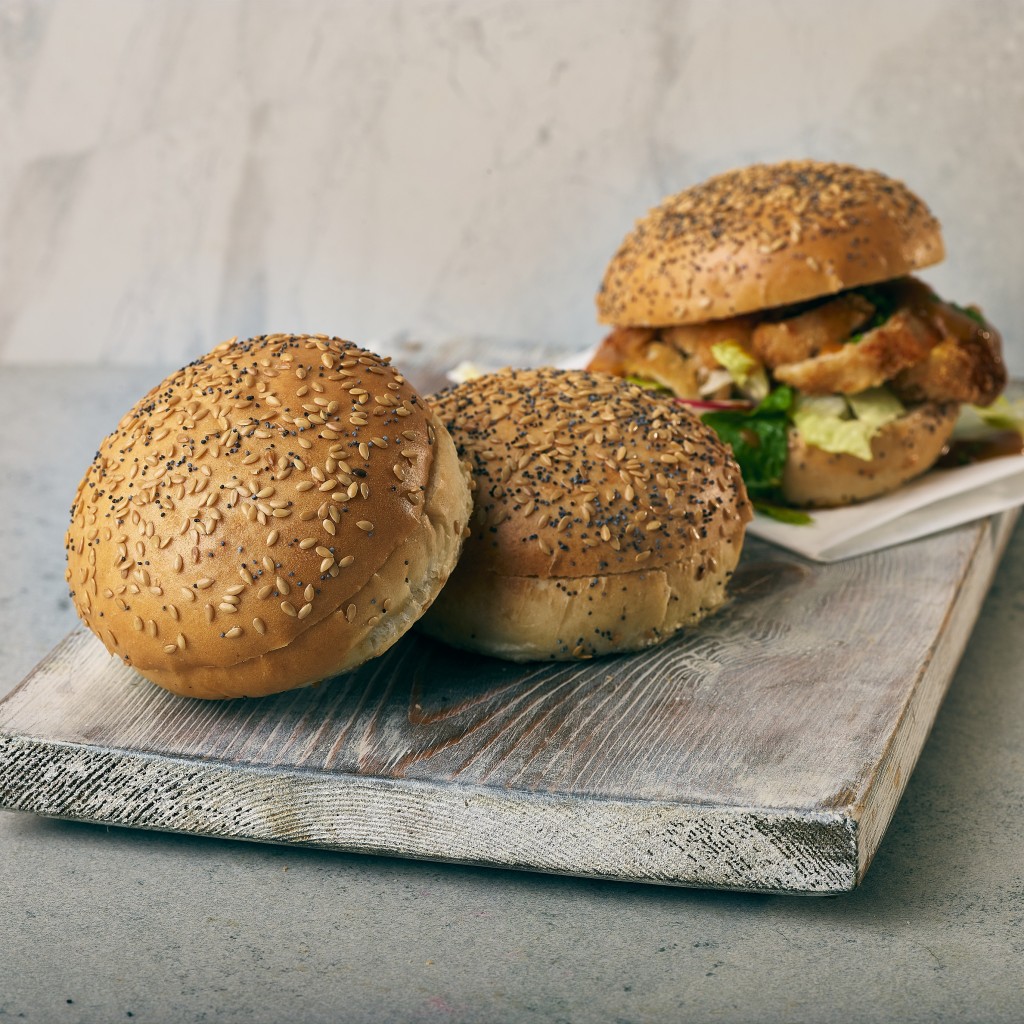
[{"xmin": 0, "ymin": 511, "xmax": 1016, "ymax": 893}]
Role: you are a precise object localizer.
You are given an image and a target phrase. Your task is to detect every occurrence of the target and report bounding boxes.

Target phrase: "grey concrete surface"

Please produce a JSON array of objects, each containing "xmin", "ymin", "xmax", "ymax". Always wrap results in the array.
[{"xmin": 1, "ymin": 366, "xmax": 1022, "ymax": 1023}]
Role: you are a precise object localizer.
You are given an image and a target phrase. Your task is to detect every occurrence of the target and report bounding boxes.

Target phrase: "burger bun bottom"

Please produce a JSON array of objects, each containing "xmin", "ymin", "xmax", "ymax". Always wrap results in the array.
[
  {"xmin": 781, "ymin": 401, "xmax": 959, "ymax": 509},
  {"xmin": 419, "ymin": 541, "xmax": 745, "ymax": 662}
]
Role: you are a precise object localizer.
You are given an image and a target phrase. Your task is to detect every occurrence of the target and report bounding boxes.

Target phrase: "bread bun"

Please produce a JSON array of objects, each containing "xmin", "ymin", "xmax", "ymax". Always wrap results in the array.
[
  {"xmin": 418, "ymin": 368, "xmax": 751, "ymax": 660},
  {"xmin": 781, "ymin": 401, "xmax": 958, "ymax": 508},
  {"xmin": 597, "ymin": 160, "xmax": 944, "ymax": 327},
  {"xmin": 65, "ymin": 334, "xmax": 472, "ymax": 699}
]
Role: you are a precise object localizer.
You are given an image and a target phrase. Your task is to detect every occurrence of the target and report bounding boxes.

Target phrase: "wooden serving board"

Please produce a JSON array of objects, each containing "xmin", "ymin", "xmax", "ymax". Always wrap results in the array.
[{"xmin": 0, "ymin": 512, "xmax": 1016, "ymax": 893}]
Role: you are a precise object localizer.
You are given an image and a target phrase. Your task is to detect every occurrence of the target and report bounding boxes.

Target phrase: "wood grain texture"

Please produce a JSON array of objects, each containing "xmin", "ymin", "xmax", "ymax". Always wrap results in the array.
[{"xmin": 0, "ymin": 513, "xmax": 1017, "ymax": 893}]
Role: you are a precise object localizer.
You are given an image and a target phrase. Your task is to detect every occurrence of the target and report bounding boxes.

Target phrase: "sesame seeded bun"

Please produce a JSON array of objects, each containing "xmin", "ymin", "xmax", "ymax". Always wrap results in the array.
[
  {"xmin": 65, "ymin": 334, "xmax": 472, "ymax": 699},
  {"xmin": 597, "ymin": 160, "xmax": 945, "ymax": 327},
  {"xmin": 781, "ymin": 401, "xmax": 959, "ymax": 508},
  {"xmin": 417, "ymin": 368, "xmax": 752, "ymax": 661}
]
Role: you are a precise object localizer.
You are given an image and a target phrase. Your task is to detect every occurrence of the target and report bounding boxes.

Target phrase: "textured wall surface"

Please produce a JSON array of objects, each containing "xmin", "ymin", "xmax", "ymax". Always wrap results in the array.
[{"xmin": 1, "ymin": 0, "xmax": 1022, "ymax": 371}]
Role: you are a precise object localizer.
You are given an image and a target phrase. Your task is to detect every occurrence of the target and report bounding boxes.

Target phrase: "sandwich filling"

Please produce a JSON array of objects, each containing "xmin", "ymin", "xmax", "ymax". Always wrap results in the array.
[{"xmin": 589, "ymin": 275, "xmax": 1006, "ymax": 502}]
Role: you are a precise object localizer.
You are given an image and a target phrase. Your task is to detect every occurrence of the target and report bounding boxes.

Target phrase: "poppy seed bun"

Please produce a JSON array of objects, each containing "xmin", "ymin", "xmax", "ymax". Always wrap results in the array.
[
  {"xmin": 781, "ymin": 401, "xmax": 958, "ymax": 508},
  {"xmin": 417, "ymin": 368, "xmax": 751, "ymax": 661},
  {"xmin": 65, "ymin": 334, "xmax": 472, "ymax": 699},
  {"xmin": 597, "ymin": 160, "xmax": 945, "ymax": 327}
]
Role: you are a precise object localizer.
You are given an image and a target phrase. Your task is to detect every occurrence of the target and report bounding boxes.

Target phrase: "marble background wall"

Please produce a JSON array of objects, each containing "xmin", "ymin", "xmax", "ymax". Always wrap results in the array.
[{"xmin": 1, "ymin": 0, "xmax": 1022, "ymax": 371}]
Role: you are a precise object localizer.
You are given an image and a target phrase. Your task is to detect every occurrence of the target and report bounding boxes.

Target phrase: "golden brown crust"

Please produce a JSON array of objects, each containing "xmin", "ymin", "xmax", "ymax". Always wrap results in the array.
[
  {"xmin": 751, "ymin": 292, "xmax": 875, "ymax": 368},
  {"xmin": 65, "ymin": 334, "xmax": 472, "ymax": 698},
  {"xmin": 587, "ymin": 318, "xmax": 755, "ymax": 397},
  {"xmin": 781, "ymin": 402, "xmax": 959, "ymax": 508},
  {"xmin": 417, "ymin": 368, "xmax": 751, "ymax": 660},
  {"xmin": 597, "ymin": 160, "xmax": 944, "ymax": 326},
  {"xmin": 772, "ymin": 307, "xmax": 936, "ymax": 395},
  {"xmin": 891, "ymin": 309, "xmax": 1007, "ymax": 407}
]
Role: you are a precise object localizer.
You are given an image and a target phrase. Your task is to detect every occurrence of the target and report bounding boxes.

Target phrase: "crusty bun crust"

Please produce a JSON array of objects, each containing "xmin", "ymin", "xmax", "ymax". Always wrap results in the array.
[
  {"xmin": 597, "ymin": 160, "xmax": 945, "ymax": 327},
  {"xmin": 418, "ymin": 368, "xmax": 751, "ymax": 660},
  {"xmin": 781, "ymin": 401, "xmax": 959, "ymax": 508},
  {"xmin": 65, "ymin": 334, "xmax": 472, "ymax": 699}
]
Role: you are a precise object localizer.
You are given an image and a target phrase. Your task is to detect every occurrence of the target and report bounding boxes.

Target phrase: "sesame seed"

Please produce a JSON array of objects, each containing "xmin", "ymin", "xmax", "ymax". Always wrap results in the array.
[
  {"xmin": 298, "ymin": 603, "xmax": 313, "ymax": 619},
  {"xmin": 195, "ymin": 578, "xmax": 214, "ymax": 589},
  {"xmin": 338, "ymin": 555, "xmax": 354, "ymax": 567},
  {"xmin": 319, "ymin": 557, "xmax": 334, "ymax": 573},
  {"xmin": 253, "ymin": 617, "xmax": 266, "ymax": 635},
  {"xmin": 304, "ymin": 584, "xmax": 315, "ymax": 602},
  {"xmin": 345, "ymin": 604, "xmax": 356, "ymax": 622},
  {"xmin": 356, "ymin": 520, "xmax": 374, "ymax": 532},
  {"xmin": 276, "ymin": 576, "xmax": 290, "ymax": 595},
  {"xmin": 281, "ymin": 601, "xmax": 298, "ymax": 617},
  {"xmin": 224, "ymin": 626, "xmax": 243, "ymax": 639}
]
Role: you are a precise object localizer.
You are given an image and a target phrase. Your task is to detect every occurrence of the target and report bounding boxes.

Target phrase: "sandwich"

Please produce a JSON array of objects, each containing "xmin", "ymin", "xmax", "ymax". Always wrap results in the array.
[
  {"xmin": 588, "ymin": 159, "xmax": 1007, "ymax": 508},
  {"xmin": 418, "ymin": 367, "xmax": 751, "ymax": 660},
  {"xmin": 65, "ymin": 333, "xmax": 472, "ymax": 699}
]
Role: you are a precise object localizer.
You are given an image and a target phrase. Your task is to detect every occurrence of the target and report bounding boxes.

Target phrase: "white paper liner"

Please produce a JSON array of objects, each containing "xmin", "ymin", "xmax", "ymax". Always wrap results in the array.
[{"xmin": 748, "ymin": 457, "xmax": 1024, "ymax": 561}]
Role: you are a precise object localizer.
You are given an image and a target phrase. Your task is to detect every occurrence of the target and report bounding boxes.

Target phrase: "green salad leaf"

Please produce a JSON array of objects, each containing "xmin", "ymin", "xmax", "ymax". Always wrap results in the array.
[
  {"xmin": 709, "ymin": 340, "xmax": 769, "ymax": 400},
  {"xmin": 625, "ymin": 375, "xmax": 670, "ymax": 392},
  {"xmin": 790, "ymin": 388, "xmax": 904, "ymax": 462},
  {"xmin": 701, "ymin": 387, "xmax": 794, "ymax": 498},
  {"xmin": 752, "ymin": 500, "xmax": 813, "ymax": 525},
  {"xmin": 847, "ymin": 284, "xmax": 901, "ymax": 343}
]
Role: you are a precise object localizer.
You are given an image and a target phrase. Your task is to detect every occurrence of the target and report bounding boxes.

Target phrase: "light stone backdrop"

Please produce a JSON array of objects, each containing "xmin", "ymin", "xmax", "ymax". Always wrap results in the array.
[{"xmin": 1, "ymin": 0, "xmax": 1022, "ymax": 372}]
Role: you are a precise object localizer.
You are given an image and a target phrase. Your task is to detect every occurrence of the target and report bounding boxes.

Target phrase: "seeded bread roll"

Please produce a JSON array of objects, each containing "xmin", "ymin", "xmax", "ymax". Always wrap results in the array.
[
  {"xmin": 418, "ymin": 368, "xmax": 752, "ymax": 661},
  {"xmin": 597, "ymin": 160, "xmax": 945, "ymax": 327},
  {"xmin": 781, "ymin": 401, "xmax": 959, "ymax": 508},
  {"xmin": 65, "ymin": 334, "xmax": 472, "ymax": 699}
]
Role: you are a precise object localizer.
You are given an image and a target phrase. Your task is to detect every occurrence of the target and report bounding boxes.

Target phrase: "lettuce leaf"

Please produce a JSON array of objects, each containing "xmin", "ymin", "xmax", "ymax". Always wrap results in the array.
[
  {"xmin": 753, "ymin": 500, "xmax": 813, "ymax": 525},
  {"xmin": 625, "ymin": 375, "xmax": 671, "ymax": 392},
  {"xmin": 701, "ymin": 387, "xmax": 794, "ymax": 498},
  {"xmin": 956, "ymin": 395, "xmax": 1024, "ymax": 435},
  {"xmin": 710, "ymin": 340, "xmax": 769, "ymax": 401},
  {"xmin": 791, "ymin": 388, "xmax": 904, "ymax": 462}
]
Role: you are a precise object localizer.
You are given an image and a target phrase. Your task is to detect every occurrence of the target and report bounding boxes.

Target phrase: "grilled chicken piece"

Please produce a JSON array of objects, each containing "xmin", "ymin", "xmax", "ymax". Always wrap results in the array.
[{"xmin": 751, "ymin": 292, "xmax": 877, "ymax": 368}]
